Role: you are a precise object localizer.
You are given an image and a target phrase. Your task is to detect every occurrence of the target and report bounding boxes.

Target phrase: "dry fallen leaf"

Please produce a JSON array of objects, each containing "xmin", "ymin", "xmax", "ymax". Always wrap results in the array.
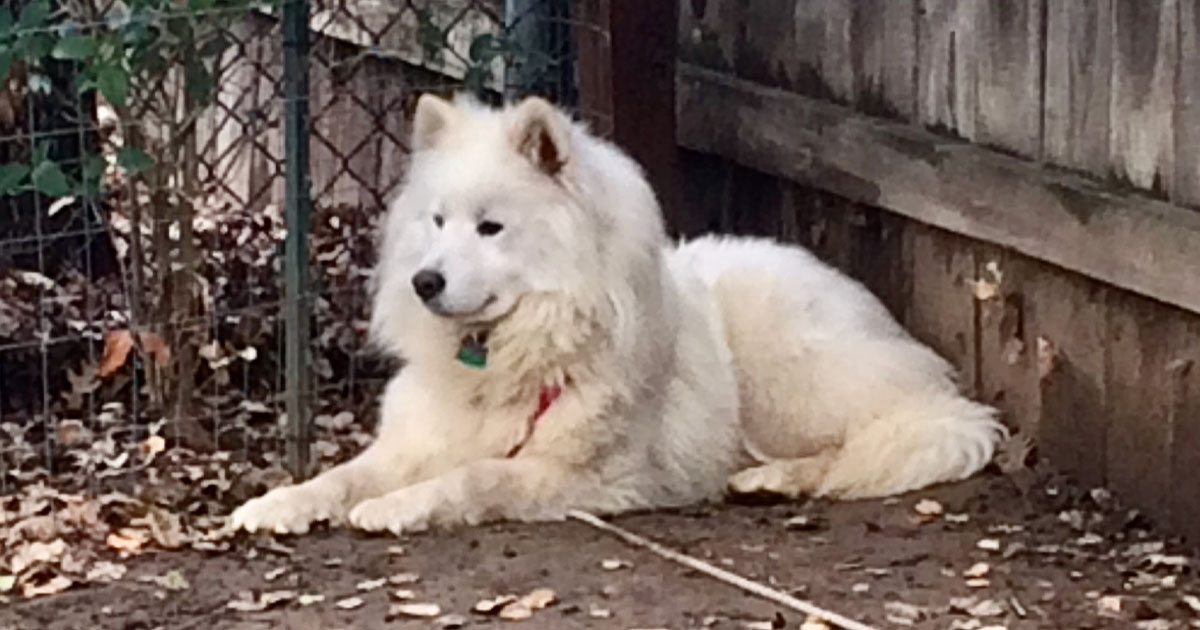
[
  {"xmin": 22, "ymin": 575, "xmax": 72, "ymax": 598},
  {"xmin": 393, "ymin": 589, "xmax": 416, "ymax": 600},
  {"xmin": 86, "ymin": 561, "xmax": 127, "ymax": 582},
  {"xmin": 106, "ymin": 528, "xmax": 148, "ymax": 555},
  {"xmin": 800, "ymin": 616, "xmax": 832, "ymax": 630},
  {"xmin": 56, "ymin": 420, "xmax": 90, "ymax": 448},
  {"xmin": 435, "ymin": 613, "xmax": 467, "ymax": 629},
  {"xmin": 297, "ymin": 593, "xmax": 325, "ymax": 606},
  {"xmin": 335, "ymin": 596, "xmax": 365, "ymax": 610},
  {"xmin": 10, "ymin": 538, "xmax": 66, "ymax": 574},
  {"xmin": 260, "ymin": 590, "xmax": 296, "ymax": 607},
  {"xmin": 263, "ymin": 567, "xmax": 287, "ymax": 581},
  {"xmin": 356, "ymin": 577, "xmax": 387, "ymax": 591},
  {"xmin": 1098, "ymin": 595, "xmax": 1123, "ymax": 618},
  {"xmin": 141, "ymin": 435, "xmax": 166, "ymax": 459},
  {"xmin": 977, "ymin": 538, "xmax": 1001, "ymax": 552},
  {"xmin": 0, "ymin": 575, "xmax": 15, "ymax": 592},
  {"xmin": 389, "ymin": 572, "xmax": 420, "ymax": 585},
  {"xmin": 964, "ymin": 562, "xmax": 990, "ymax": 578},
  {"xmin": 914, "ymin": 499, "xmax": 943, "ymax": 517},
  {"xmin": 390, "ymin": 602, "xmax": 441, "ymax": 618},
  {"xmin": 884, "ymin": 601, "xmax": 927, "ymax": 625},
  {"xmin": 227, "ymin": 599, "xmax": 267, "ymax": 613},
  {"xmin": 600, "ymin": 558, "xmax": 630, "ymax": 571},
  {"xmin": 499, "ymin": 588, "xmax": 557, "ymax": 621},
  {"xmin": 98, "ymin": 329, "xmax": 171, "ymax": 378},
  {"xmin": 589, "ymin": 607, "xmax": 612, "ymax": 619},
  {"xmin": 475, "ymin": 594, "xmax": 518, "ymax": 614}
]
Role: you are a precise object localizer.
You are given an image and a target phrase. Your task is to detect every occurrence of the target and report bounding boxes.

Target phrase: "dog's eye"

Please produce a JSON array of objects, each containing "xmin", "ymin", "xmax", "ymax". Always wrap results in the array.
[
  {"xmin": 432, "ymin": 214, "xmax": 444, "ymax": 228},
  {"xmin": 476, "ymin": 220, "xmax": 504, "ymax": 237}
]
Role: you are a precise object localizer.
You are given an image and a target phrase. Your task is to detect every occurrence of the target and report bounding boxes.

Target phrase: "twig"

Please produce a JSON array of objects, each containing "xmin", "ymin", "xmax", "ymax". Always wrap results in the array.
[{"xmin": 567, "ymin": 510, "xmax": 880, "ymax": 630}]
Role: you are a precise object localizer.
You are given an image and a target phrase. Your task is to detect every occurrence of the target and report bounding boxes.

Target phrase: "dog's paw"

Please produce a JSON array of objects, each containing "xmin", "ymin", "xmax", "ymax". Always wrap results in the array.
[
  {"xmin": 348, "ymin": 487, "xmax": 437, "ymax": 536},
  {"xmin": 230, "ymin": 483, "xmax": 344, "ymax": 535},
  {"xmin": 727, "ymin": 464, "xmax": 789, "ymax": 496}
]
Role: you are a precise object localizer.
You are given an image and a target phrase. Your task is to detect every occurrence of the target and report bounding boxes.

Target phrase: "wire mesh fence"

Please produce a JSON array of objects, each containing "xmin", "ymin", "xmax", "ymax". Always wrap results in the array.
[{"xmin": 0, "ymin": 0, "xmax": 602, "ymax": 599}]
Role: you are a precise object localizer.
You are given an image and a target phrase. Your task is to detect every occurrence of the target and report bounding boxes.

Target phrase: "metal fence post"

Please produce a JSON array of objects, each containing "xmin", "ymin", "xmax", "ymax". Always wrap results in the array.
[{"xmin": 282, "ymin": 0, "xmax": 313, "ymax": 480}]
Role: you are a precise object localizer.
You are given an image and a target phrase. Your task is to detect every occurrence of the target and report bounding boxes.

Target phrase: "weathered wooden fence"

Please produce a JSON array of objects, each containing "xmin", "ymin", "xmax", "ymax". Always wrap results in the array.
[{"xmin": 674, "ymin": 0, "xmax": 1200, "ymax": 543}]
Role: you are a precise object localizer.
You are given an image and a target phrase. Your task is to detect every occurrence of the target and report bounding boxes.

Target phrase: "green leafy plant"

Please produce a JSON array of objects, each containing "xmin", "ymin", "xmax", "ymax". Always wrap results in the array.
[{"xmin": 0, "ymin": 0, "xmax": 269, "ymax": 197}]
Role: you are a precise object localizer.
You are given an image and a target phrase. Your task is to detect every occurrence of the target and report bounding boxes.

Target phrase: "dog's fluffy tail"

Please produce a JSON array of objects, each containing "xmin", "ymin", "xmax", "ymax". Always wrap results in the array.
[{"xmin": 815, "ymin": 395, "xmax": 1007, "ymax": 500}]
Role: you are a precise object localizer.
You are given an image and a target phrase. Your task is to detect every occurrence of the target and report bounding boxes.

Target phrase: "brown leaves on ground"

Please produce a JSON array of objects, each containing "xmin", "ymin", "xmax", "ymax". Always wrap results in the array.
[{"xmin": 97, "ymin": 329, "xmax": 171, "ymax": 378}]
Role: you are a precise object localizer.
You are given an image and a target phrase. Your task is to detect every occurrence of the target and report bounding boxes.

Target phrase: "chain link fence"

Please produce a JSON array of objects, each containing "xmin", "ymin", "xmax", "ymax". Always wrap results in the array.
[{"xmin": 0, "ymin": 0, "xmax": 602, "ymax": 599}]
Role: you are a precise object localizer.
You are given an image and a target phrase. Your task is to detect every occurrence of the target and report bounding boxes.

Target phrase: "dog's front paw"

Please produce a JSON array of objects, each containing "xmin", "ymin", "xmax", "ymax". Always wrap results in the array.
[
  {"xmin": 230, "ymin": 483, "xmax": 345, "ymax": 535},
  {"xmin": 348, "ymin": 487, "xmax": 436, "ymax": 535}
]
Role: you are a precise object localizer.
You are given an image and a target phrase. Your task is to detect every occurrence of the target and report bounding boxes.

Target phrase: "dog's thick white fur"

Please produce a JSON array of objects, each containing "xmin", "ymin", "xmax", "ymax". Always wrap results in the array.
[{"xmin": 231, "ymin": 94, "xmax": 1006, "ymax": 535}]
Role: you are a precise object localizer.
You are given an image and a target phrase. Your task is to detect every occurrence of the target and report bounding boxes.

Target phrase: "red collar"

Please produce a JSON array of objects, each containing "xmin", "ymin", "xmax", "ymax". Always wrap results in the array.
[{"xmin": 505, "ymin": 385, "xmax": 562, "ymax": 458}]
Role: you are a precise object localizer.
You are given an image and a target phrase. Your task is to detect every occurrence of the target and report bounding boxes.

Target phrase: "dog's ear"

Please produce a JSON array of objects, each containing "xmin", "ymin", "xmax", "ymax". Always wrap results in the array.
[
  {"xmin": 509, "ymin": 97, "xmax": 570, "ymax": 177},
  {"xmin": 412, "ymin": 93, "xmax": 458, "ymax": 151}
]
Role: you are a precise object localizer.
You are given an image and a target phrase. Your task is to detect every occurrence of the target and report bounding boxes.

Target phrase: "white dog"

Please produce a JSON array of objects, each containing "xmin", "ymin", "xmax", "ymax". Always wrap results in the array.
[{"xmin": 231, "ymin": 94, "xmax": 1005, "ymax": 535}]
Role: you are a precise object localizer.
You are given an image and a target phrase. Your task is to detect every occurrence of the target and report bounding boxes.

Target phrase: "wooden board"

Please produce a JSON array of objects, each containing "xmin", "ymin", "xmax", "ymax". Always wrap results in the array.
[
  {"xmin": 852, "ymin": 0, "xmax": 918, "ymax": 120},
  {"xmin": 1169, "ymin": 317, "xmax": 1200, "ymax": 543},
  {"xmin": 974, "ymin": 0, "xmax": 1044, "ymax": 158},
  {"xmin": 677, "ymin": 0, "xmax": 738, "ymax": 72},
  {"xmin": 734, "ymin": 0, "xmax": 802, "ymax": 90},
  {"xmin": 916, "ymin": 0, "xmax": 980, "ymax": 140},
  {"xmin": 1105, "ymin": 292, "xmax": 1177, "ymax": 518},
  {"xmin": 1177, "ymin": 1, "xmax": 1200, "ymax": 208},
  {"xmin": 1043, "ymin": 0, "xmax": 1113, "ymax": 176},
  {"xmin": 578, "ymin": 0, "xmax": 679, "ymax": 218},
  {"xmin": 906, "ymin": 225, "xmax": 978, "ymax": 394},
  {"xmin": 973, "ymin": 246, "xmax": 1040, "ymax": 437},
  {"xmin": 676, "ymin": 64, "xmax": 1200, "ymax": 316},
  {"xmin": 1109, "ymin": 0, "xmax": 1178, "ymax": 195},
  {"xmin": 1027, "ymin": 267, "xmax": 1109, "ymax": 487}
]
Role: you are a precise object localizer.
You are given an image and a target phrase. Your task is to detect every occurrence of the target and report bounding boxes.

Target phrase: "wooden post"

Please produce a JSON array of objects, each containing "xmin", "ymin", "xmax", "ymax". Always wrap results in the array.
[{"xmin": 576, "ymin": 0, "xmax": 680, "ymax": 230}]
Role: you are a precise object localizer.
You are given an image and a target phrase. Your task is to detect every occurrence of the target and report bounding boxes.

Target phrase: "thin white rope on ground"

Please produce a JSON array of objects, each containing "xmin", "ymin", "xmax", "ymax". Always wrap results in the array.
[{"xmin": 567, "ymin": 509, "xmax": 881, "ymax": 630}]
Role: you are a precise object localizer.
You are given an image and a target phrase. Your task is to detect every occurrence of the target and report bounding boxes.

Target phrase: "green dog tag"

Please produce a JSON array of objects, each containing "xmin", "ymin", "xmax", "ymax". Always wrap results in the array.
[{"xmin": 457, "ymin": 333, "xmax": 488, "ymax": 368}]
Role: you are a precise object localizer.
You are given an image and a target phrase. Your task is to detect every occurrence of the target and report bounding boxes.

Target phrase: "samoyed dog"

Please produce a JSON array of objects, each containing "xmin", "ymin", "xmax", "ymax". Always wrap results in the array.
[{"xmin": 231, "ymin": 94, "xmax": 1005, "ymax": 535}]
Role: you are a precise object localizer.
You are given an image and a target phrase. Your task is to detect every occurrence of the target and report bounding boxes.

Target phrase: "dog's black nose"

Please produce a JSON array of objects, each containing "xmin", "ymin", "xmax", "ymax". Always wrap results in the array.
[{"xmin": 411, "ymin": 269, "xmax": 446, "ymax": 302}]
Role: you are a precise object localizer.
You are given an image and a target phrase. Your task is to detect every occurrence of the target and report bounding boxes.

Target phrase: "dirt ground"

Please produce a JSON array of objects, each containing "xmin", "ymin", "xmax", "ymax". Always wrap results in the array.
[{"xmin": 3, "ymin": 466, "xmax": 1198, "ymax": 630}]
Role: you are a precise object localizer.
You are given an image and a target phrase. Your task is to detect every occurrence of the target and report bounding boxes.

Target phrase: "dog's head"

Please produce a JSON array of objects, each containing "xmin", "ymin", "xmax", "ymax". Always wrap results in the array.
[{"xmin": 372, "ymin": 94, "xmax": 665, "ymax": 365}]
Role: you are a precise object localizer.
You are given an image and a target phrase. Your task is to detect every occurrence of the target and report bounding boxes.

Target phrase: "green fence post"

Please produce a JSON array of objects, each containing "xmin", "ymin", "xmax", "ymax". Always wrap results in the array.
[{"xmin": 282, "ymin": 0, "xmax": 313, "ymax": 480}]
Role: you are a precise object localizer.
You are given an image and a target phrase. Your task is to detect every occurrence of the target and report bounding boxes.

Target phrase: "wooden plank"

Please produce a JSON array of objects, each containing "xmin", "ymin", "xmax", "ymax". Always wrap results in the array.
[
  {"xmin": 973, "ymin": 247, "xmax": 1040, "ymax": 437},
  {"xmin": 732, "ymin": 0, "xmax": 799, "ymax": 90},
  {"xmin": 1169, "ymin": 317, "xmax": 1200, "ymax": 543},
  {"xmin": 853, "ymin": 0, "xmax": 919, "ymax": 120},
  {"xmin": 1030, "ymin": 269, "xmax": 1108, "ymax": 488},
  {"xmin": 677, "ymin": 0, "xmax": 738, "ymax": 73},
  {"xmin": 676, "ymin": 64, "xmax": 1200, "ymax": 316},
  {"xmin": 578, "ymin": 0, "xmax": 680, "ymax": 218},
  {"xmin": 1109, "ymin": 0, "xmax": 1178, "ymax": 195},
  {"xmin": 1177, "ymin": 1, "xmax": 1200, "ymax": 208},
  {"xmin": 1043, "ymin": 0, "xmax": 1113, "ymax": 176},
  {"xmin": 906, "ymin": 225, "xmax": 978, "ymax": 394},
  {"xmin": 1105, "ymin": 292, "xmax": 1177, "ymax": 518},
  {"xmin": 917, "ymin": 0, "xmax": 980, "ymax": 140},
  {"xmin": 974, "ymin": 0, "xmax": 1044, "ymax": 158},
  {"xmin": 847, "ymin": 204, "xmax": 910, "ymax": 322}
]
